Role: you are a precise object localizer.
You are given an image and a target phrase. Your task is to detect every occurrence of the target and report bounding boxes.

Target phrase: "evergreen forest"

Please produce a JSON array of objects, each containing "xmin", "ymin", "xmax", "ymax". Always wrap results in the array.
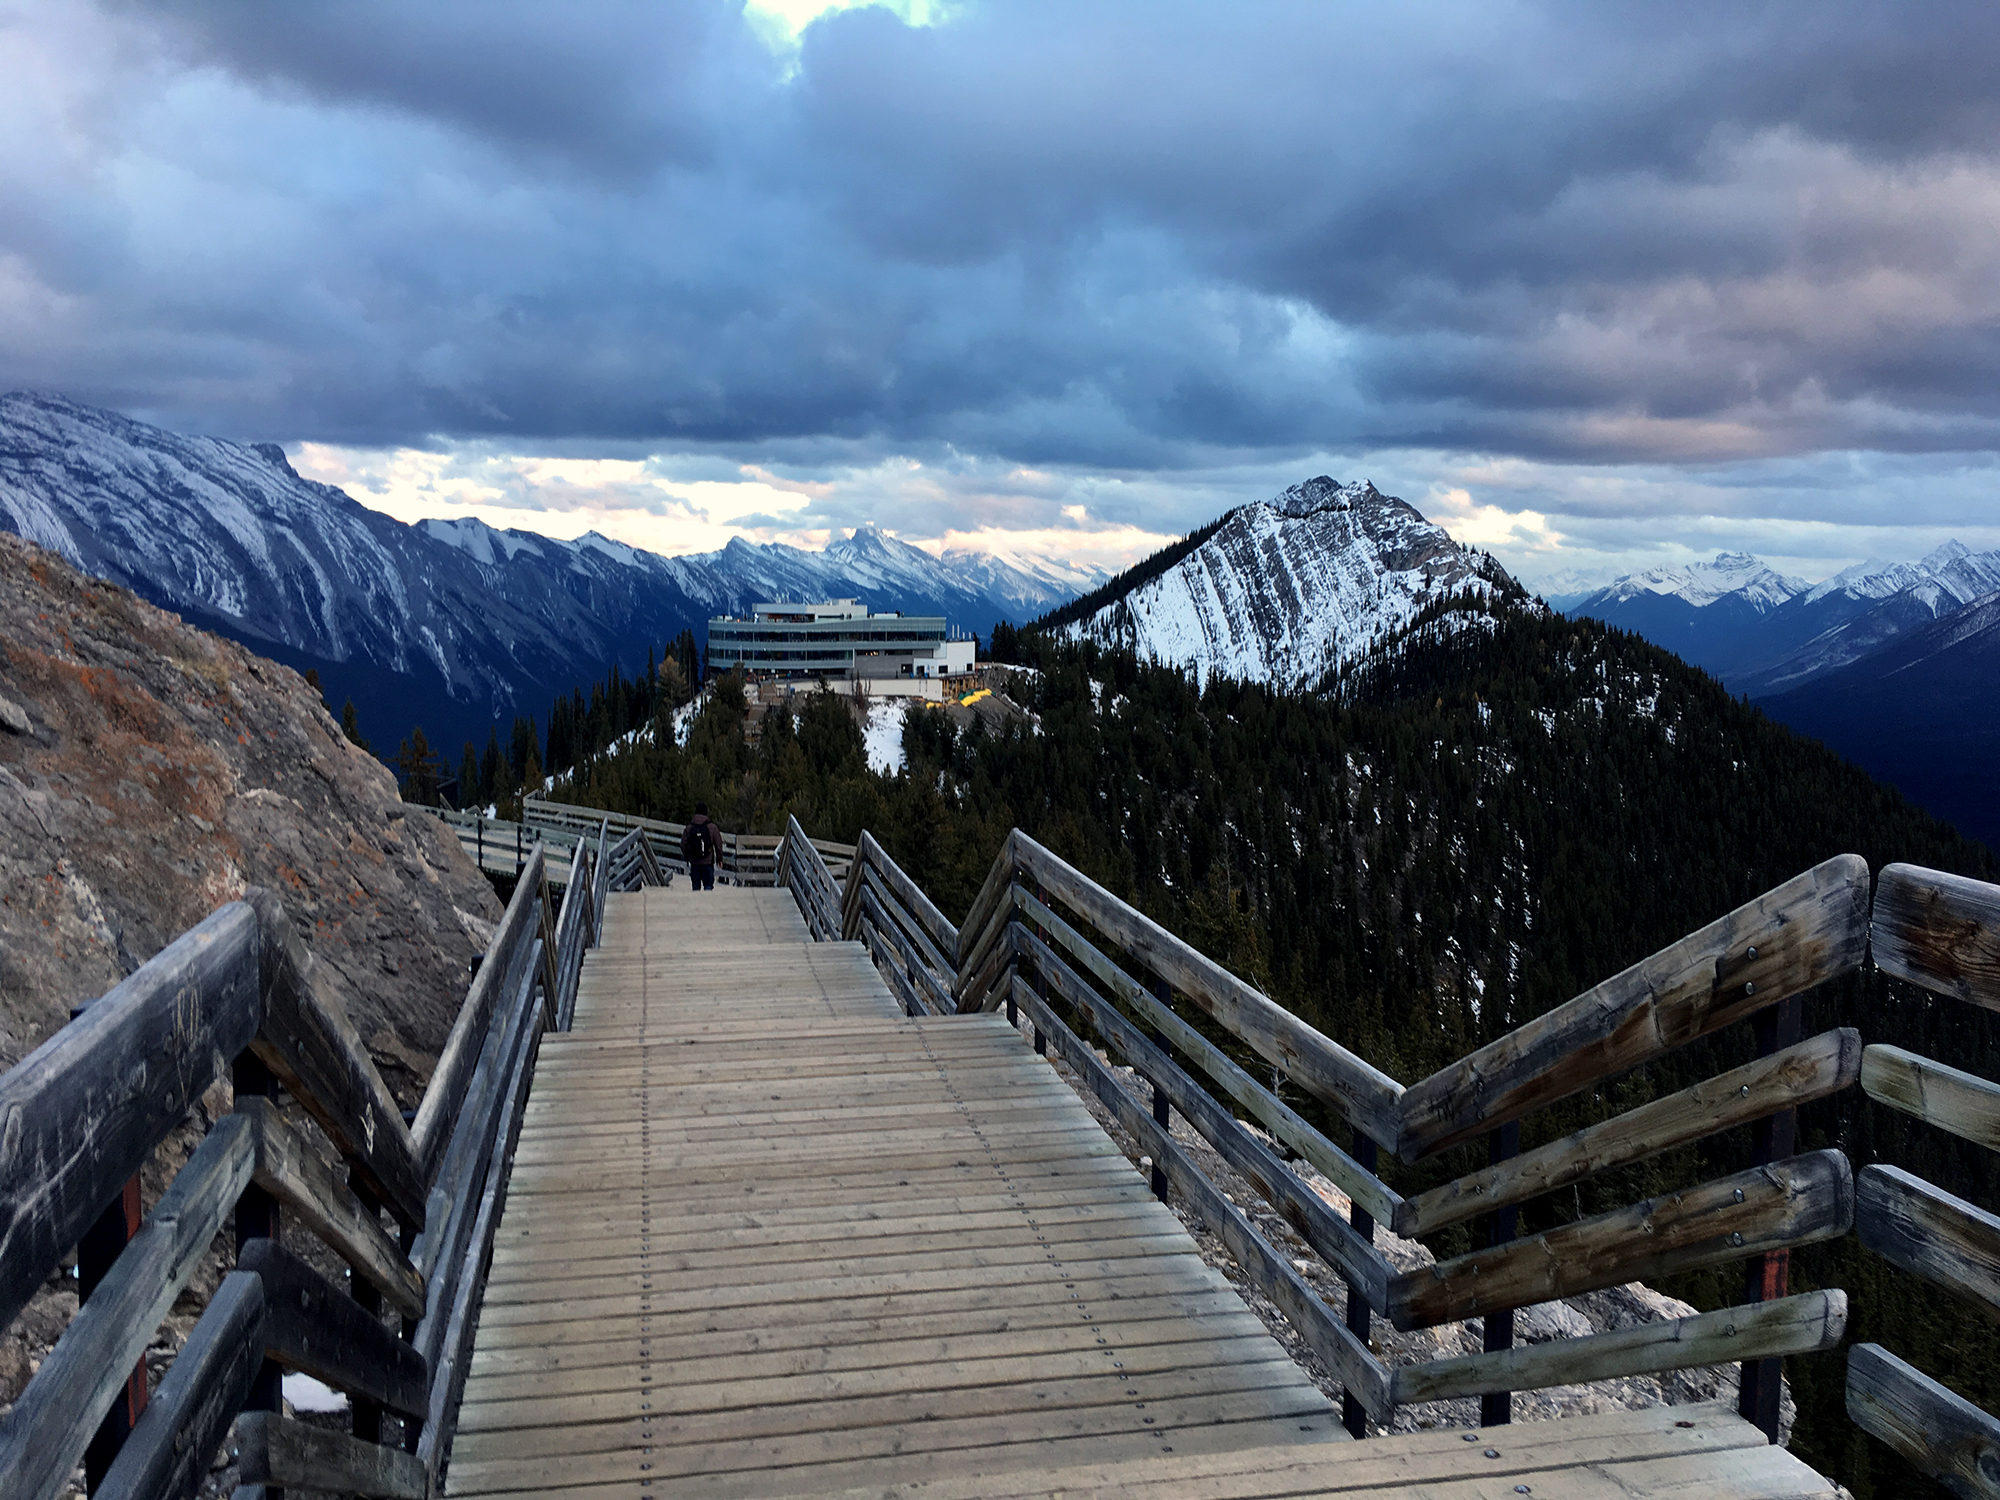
[{"xmin": 530, "ymin": 593, "xmax": 1998, "ymax": 1497}]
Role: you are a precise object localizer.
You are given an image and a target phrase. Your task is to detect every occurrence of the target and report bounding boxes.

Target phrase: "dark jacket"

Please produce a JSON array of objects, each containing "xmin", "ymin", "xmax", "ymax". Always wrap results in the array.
[{"xmin": 681, "ymin": 814, "xmax": 719, "ymax": 866}]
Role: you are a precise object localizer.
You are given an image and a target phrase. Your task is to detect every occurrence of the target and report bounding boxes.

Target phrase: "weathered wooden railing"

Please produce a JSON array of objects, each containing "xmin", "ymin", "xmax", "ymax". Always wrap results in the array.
[
  {"xmin": 1847, "ymin": 863, "xmax": 2000, "ymax": 1496},
  {"xmin": 775, "ymin": 813, "xmax": 842, "ymax": 941},
  {"xmin": 0, "ymin": 808, "xmax": 670, "ymax": 1498},
  {"xmin": 841, "ymin": 830, "xmax": 960, "ymax": 1016},
  {"xmin": 774, "ymin": 824, "xmax": 2000, "ymax": 1470},
  {"xmin": 524, "ymin": 796, "xmax": 855, "ymax": 886}
]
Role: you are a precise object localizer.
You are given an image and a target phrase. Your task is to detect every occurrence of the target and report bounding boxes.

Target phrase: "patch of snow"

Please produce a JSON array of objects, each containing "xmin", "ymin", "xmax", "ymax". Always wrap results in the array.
[
  {"xmin": 863, "ymin": 699, "xmax": 910, "ymax": 776},
  {"xmin": 283, "ymin": 1373, "xmax": 349, "ymax": 1414}
]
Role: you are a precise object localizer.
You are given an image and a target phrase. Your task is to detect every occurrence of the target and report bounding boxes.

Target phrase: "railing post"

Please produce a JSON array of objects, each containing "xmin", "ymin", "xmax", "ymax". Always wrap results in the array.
[
  {"xmin": 1148, "ymin": 978, "xmax": 1172, "ymax": 1201},
  {"xmin": 77, "ymin": 1173, "xmax": 146, "ymax": 1492},
  {"xmin": 1030, "ymin": 881, "xmax": 1048, "ymax": 1056},
  {"xmin": 1343, "ymin": 1132, "xmax": 1380, "ymax": 1438},
  {"xmin": 349, "ymin": 1182, "xmax": 386, "ymax": 1447},
  {"xmin": 1480, "ymin": 1118, "xmax": 1520, "ymax": 1428},
  {"xmin": 1739, "ymin": 993, "xmax": 1801, "ymax": 1443},
  {"xmin": 233, "ymin": 1050, "xmax": 285, "ymax": 1500}
]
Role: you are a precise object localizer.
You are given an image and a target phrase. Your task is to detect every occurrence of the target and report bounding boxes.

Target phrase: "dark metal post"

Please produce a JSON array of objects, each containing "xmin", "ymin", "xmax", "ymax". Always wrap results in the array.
[
  {"xmin": 1030, "ymin": 881, "xmax": 1048, "ymax": 1057},
  {"xmin": 234, "ymin": 1052, "xmax": 285, "ymax": 1500},
  {"xmin": 1148, "ymin": 977, "xmax": 1173, "ymax": 1200},
  {"xmin": 1343, "ymin": 1133, "xmax": 1380, "ymax": 1437},
  {"xmin": 1480, "ymin": 1118, "xmax": 1521, "ymax": 1427},
  {"xmin": 79, "ymin": 1173, "xmax": 147, "ymax": 1491},
  {"xmin": 1739, "ymin": 993, "xmax": 1801, "ymax": 1443}
]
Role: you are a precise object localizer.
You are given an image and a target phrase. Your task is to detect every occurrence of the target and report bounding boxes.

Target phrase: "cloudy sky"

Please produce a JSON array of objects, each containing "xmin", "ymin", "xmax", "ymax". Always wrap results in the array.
[{"xmin": 6, "ymin": 1, "xmax": 2000, "ymax": 588}]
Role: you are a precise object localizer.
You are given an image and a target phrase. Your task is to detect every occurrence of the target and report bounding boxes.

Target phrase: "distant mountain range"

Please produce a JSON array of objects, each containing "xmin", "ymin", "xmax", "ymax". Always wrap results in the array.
[
  {"xmin": 1556, "ymin": 543, "xmax": 2000, "ymax": 849},
  {"xmin": 1044, "ymin": 476, "xmax": 1517, "ymax": 688},
  {"xmin": 0, "ymin": 392, "xmax": 1103, "ymax": 756}
]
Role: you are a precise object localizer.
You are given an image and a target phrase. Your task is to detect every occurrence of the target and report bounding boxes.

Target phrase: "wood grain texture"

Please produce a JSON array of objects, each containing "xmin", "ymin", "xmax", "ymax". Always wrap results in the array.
[
  {"xmin": 245, "ymin": 885, "xmax": 431, "ymax": 1228},
  {"xmin": 239, "ymin": 1095, "xmax": 424, "ymax": 1317},
  {"xmin": 857, "ymin": 829, "xmax": 960, "ymax": 958},
  {"xmin": 1014, "ymin": 884, "xmax": 1400, "ymax": 1226},
  {"xmin": 91, "ymin": 1270, "xmax": 265, "ymax": 1500},
  {"xmin": 862, "ymin": 862, "xmax": 955, "ymax": 990},
  {"xmin": 1857, "ymin": 1164, "xmax": 2000, "ymax": 1319},
  {"xmin": 1864, "ymin": 1044, "xmax": 2000, "ymax": 1153},
  {"xmin": 1388, "ymin": 1149, "xmax": 1855, "ymax": 1331},
  {"xmin": 1013, "ymin": 976, "xmax": 1391, "ymax": 1420},
  {"xmin": 1397, "ymin": 854, "xmax": 1871, "ymax": 1160},
  {"xmin": 238, "ymin": 1411, "xmax": 428, "ymax": 1499},
  {"xmin": 954, "ymin": 827, "xmax": 1023, "ymax": 976},
  {"xmin": 1396, "ymin": 1028, "xmax": 1861, "ymax": 1239},
  {"xmin": 413, "ymin": 842, "xmax": 546, "ymax": 1177},
  {"xmin": 239, "ymin": 1238, "xmax": 428, "ymax": 1419},
  {"xmin": 1874, "ymin": 862, "xmax": 2000, "ymax": 1015},
  {"xmin": 0, "ymin": 1116, "xmax": 256, "ymax": 1500},
  {"xmin": 1013, "ymin": 923, "xmax": 1392, "ymax": 1310},
  {"xmin": 448, "ymin": 887, "xmax": 1340, "ymax": 1495},
  {"xmin": 1848, "ymin": 1342, "xmax": 2000, "ymax": 1500},
  {"xmin": 0, "ymin": 900, "xmax": 259, "ymax": 1331},
  {"xmin": 1392, "ymin": 1288, "xmax": 1846, "ymax": 1404},
  {"xmin": 1012, "ymin": 832, "xmax": 1404, "ymax": 1145}
]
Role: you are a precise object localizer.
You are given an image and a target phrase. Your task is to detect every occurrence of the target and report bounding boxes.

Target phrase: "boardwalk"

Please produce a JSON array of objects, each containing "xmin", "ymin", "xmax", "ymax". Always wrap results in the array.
[{"xmin": 445, "ymin": 887, "xmax": 1837, "ymax": 1499}]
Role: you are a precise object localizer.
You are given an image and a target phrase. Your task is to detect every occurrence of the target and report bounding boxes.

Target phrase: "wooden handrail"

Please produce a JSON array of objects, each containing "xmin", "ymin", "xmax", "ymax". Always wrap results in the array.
[
  {"xmin": 1397, "ymin": 853, "xmax": 1872, "ymax": 1161},
  {"xmin": 0, "ymin": 901, "xmax": 262, "ymax": 1332},
  {"xmin": 1009, "ymin": 831, "xmax": 1405, "ymax": 1147},
  {"xmin": 1394, "ymin": 1028, "xmax": 1862, "ymax": 1240},
  {"xmin": 1011, "ymin": 974, "xmax": 1393, "ymax": 1420},
  {"xmin": 412, "ymin": 844, "xmax": 548, "ymax": 1180},
  {"xmin": 1388, "ymin": 1150, "xmax": 1856, "ymax": 1331}
]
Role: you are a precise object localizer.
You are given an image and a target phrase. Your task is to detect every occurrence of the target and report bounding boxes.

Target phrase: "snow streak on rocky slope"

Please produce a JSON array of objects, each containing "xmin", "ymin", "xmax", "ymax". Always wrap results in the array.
[{"xmin": 1058, "ymin": 477, "xmax": 1514, "ymax": 688}]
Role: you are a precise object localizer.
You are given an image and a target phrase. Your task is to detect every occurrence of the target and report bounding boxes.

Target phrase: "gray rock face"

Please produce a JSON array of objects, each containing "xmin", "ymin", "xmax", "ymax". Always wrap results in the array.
[
  {"xmin": 1062, "ymin": 478, "xmax": 1515, "ymax": 688},
  {"xmin": 0, "ymin": 529, "xmax": 501, "ymax": 1409}
]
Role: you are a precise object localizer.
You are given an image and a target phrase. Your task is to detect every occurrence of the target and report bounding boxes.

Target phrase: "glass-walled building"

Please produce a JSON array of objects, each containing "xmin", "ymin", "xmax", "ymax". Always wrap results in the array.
[{"xmin": 707, "ymin": 599, "xmax": 976, "ymax": 681}]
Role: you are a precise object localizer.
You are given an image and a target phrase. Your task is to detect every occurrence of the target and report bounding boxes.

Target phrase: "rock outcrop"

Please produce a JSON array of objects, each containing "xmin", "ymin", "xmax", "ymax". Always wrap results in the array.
[{"xmin": 0, "ymin": 528, "xmax": 501, "ymax": 1414}]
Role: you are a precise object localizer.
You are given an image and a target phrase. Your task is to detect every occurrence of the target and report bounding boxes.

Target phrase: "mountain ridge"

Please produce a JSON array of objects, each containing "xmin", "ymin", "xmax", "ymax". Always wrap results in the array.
[
  {"xmin": 0, "ymin": 391, "xmax": 1102, "ymax": 756},
  {"xmin": 1043, "ymin": 476, "xmax": 1517, "ymax": 688}
]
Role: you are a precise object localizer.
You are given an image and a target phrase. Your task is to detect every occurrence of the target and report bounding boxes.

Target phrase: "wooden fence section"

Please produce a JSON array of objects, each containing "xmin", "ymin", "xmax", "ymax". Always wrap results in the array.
[
  {"xmin": 0, "ymin": 815, "xmax": 671, "ymax": 1500},
  {"xmin": 16, "ymin": 800, "xmax": 2000, "ymax": 1497},
  {"xmin": 523, "ymin": 795, "xmax": 856, "ymax": 886},
  {"xmin": 1849, "ymin": 863, "xmax": 2000, "ymax": 1497},
  {"xmin": 777, "ymin": 830, "xmax": 1884, "ymax": 1448}
]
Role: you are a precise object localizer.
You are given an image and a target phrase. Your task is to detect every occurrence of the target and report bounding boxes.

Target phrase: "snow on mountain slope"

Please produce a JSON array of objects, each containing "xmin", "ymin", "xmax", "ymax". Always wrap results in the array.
[
  {"xmin": 1058, "ymin": 477, "xmax": 1514, "ymax": 688},
  {"xmin": 0, "ymin": 392, "xmax": 1094, "ymax": 753},
  {"xmin": 1573, "ymin": 552, "xmax": 1808, "ymax": 614},
  {"xmin": 1568, "ymin": 538, "xmax": 2000, "ymax": 693}
]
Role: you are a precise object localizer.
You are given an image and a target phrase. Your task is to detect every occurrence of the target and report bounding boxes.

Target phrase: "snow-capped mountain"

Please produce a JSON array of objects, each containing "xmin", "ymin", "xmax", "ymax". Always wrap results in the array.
[
  {"xmin": 0, "ymin": 392, "xmax": 1093, "ymax": 753},
  {"xmin": 1569, "ymin": 552, "xmax": 1809, "ymax": 614},
  {"xmin": 1053, "ymin": 477, "xmax": 1516, "ymax": 688},
  {"xmin": 1566, "ymin": 541, "xmax": 2000, "ymax": 692}
]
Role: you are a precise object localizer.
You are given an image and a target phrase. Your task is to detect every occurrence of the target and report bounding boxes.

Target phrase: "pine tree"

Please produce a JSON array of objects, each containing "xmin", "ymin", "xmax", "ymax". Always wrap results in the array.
[{"xmin": 340, "ymin": 698, "xmax": 370, "ymax": 752}]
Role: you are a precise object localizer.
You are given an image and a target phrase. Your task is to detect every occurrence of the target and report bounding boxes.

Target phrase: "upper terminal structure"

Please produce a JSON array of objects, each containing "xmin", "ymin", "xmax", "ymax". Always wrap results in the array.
[{"xmin": 706, "ymin": 598, "xmax": 977, "ymax": 684}]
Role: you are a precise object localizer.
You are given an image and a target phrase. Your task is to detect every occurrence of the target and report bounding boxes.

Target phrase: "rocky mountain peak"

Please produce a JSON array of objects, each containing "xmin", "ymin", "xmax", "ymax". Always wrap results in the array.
[
  {"xmin": 1272, "ymin": 475, "xmax": 1383, "ymax": 518},
  {"xmin": 1058, "ymin": 477, "xmax": 1510, "ymax": 688}
]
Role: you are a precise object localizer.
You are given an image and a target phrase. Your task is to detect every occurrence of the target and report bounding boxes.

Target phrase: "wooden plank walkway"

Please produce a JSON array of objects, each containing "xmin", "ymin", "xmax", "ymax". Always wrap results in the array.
[{"xmin": 445, "ymin": 887, "xmax": 1839, "ymax": 1499}]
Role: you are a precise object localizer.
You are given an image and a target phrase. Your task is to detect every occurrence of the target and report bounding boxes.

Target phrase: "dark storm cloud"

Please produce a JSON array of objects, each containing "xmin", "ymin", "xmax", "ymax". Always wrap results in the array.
[{"xmin": 7, "ymin": 0, "xmax": 2000, "ymax": 500}]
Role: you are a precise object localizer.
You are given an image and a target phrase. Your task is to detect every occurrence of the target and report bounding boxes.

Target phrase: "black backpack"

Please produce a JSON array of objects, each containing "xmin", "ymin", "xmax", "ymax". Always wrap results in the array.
[{"xmin": 681, "ymin": 819, "xmax": 716, "ymax": 865}]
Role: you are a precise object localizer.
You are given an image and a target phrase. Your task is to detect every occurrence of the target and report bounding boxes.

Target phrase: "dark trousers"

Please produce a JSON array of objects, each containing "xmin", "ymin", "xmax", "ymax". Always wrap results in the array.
[{"xmin": 691, "ymin": 863, "xmax": 716, "ymax": 891}]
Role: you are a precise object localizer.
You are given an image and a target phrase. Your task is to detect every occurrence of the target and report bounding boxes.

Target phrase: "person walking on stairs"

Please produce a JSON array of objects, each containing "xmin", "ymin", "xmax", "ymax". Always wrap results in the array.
[{"xmin": 682, "ymin": 803, "xmax": 720, "ymax": 891}]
